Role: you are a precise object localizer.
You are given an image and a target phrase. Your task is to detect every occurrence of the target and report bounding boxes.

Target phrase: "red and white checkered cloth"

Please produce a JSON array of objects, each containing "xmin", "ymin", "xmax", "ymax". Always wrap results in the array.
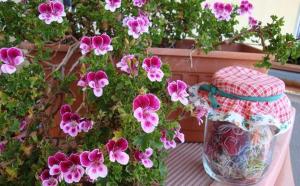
[{"xmin": 199, "ymin": 66, "xmax": 292, "ymax": 124}]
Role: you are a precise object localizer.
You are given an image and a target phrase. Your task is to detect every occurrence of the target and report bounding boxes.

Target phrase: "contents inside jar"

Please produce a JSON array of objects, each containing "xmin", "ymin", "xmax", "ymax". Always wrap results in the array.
[{"xmin": 203, "ymin": 121, "xmax": 275, "ymax": 184}]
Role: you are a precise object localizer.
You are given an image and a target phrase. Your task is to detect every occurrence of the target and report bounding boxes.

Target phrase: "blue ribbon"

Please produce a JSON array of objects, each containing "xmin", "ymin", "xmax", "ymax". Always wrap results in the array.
[{"xmin": 198, "ymin": 84, "xmax": 284, "ymax": 109}]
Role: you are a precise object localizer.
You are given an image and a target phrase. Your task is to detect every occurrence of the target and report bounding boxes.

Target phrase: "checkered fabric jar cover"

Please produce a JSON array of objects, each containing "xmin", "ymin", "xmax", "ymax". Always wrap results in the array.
[{"xmin": 197, "ymin": 66, "xmax": 293, "ymax": 134}]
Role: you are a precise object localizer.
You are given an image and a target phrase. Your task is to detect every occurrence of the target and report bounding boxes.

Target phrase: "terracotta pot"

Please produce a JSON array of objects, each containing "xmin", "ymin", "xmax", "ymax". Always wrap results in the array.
[
  {"xmin": 148, "ymin": 40, "xmax": 268, "ymax": 143},
  {"xmin": 19, "ymin": 42, "xmax": 82, "ymax": 138}
]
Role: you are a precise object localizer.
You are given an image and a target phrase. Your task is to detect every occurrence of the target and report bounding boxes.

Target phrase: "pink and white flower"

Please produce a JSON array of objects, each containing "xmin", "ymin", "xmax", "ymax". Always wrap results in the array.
[
  {"xmin": 160, "ymin": 131, "xmax": 176, "ymax": 150},
  {"xmin": 38, "ymin": 0, "xmax": 66, "ymax": 24},
  {"xmin": 92, "ymin": 34, "xmax": 113, "ymax": 56},
  {"xmin": 160, "ymin": 128, "xmax": 185, "ymax": 150},
  {"xmin": 248, "ymin": 16, "xmax": 258, "ymax": 28},
  {"xmin": 116, "ymin": 54, "xmax": 139, "ymax": 76},
  {"xmin": 86, "ymin": 70, "xmax": 109, "ymax": 97},
  {"xmin": 48, "ymin": 152, "xmax": 68, "ymax": 181},
  {"xmin": 60, "ymin": 112, "xmax": 81, "ymax": 137},
  {"xmin": 106, "ymin": 138, "xmax": 129, "ymax": 165},
  {"xmin": 80, "ymin": 149, "xmax": 108, "ymax": 180},
  {"xmin": 194, "ymin": 105, "xmax": 208, "ymax": 125},
  {"xmin": 124, "ymin": 13, "xmax": 150, "ymax": 39},
  {"xmin": 238, "ymin": 0, "xmax": 253, "ymax": 15},
  {"xmin": 104, "ymin": 0, "xmax": 122, "ymax": 12},
  {"xmin": 211, "ymin": 2, "xmax": 233, "ymax": 21},
  {"xmin": 77, "ymin": 74, "xmax": 88, "ymax": 90},
  {"xmin": 174, "ymin": 128, "xmax": 185, "ymax": 143},
  {"xmin": 40, "ymin": 169, "xmax": 59, "ymax": 186},
  {"xmin": 0, "ymin": 47, "xmax": 24, "ymax": 74},
  {"xmin": 59, "ymin": 104, "xmax": 94, "ymax": 136},
  {"xmin": 134, "ymin": 147, "xmax": 153, "ymax": 168},
  {"xmin": 133, "ymin": 94, "xmax": 160, "ymax": 133},
  {"xmin": 80, "ymin": 36, "xmax": 93, "ymax": 55},
  {"xmin": 78, "ymin": 118, "xmax": 94, "ymax": 133},
  {"xmin": 59, "ymin": 154, "xmax": 85, "ymax": 184},
  {"xmin": 142, "ymin": 56, "xmax": 164, "ymax": 82},
  {"xmin": 133, "ymin": 0, "xmax": 147, "ymax": 7},
  {"xmin": 167, "ymin": 80, "xmax": 189, "ymax": 105}
]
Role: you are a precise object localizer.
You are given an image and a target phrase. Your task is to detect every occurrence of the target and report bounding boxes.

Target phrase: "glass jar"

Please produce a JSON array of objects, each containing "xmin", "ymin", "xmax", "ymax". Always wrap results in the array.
[{"xmin": 203, "ymin": 120, "xmax": 276, "ymax": 185}]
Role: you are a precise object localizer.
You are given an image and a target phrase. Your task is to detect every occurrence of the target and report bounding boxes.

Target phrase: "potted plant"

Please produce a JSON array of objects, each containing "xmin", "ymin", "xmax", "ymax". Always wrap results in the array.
[{"xmin": 0, "ymin": 0, "xmax": 194, "ymax": 185}]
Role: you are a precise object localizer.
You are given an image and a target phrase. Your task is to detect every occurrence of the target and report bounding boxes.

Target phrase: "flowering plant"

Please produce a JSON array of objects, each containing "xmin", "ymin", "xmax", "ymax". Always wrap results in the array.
[
  {"xmin": 0, "ymin": 0, "xmax": 297, "ymax": 185},
  {"xmin": 0, "ymin": 0, "xmax": 195, "ymax": 185}
]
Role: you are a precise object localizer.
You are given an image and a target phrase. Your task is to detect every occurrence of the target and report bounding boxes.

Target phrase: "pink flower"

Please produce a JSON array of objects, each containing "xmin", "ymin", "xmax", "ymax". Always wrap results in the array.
[
  {"xmin": 212, "ymin": 2, "xmax": 233, "ymax": 21},
  {"xmin": 133, "ymin": 94, "xmax": 160, "ymax": 133},
  {"xmin": 116, "ymin": 54, "xmax": 139, "ymax": 76},
  {"xmin": 142, "ymin": 56, "xmax": 164, "ymax": 82},
  {"xmin": 160, "ymin": 131, "xmax": 176, "ymax": 150},
  {"xmin": 105, "ymin": 0, "xmax": 121, "ymax": 12},
  {"xmin": 160, "ymin": 128, "xmax": 184, "ymax": 149},
  {"xmin": 38, "ymin": 0, "xmax": 66, "ymax": 24},
  {"xmin": 194, "ymin": 106, "xmax": 208, "ymax": 125},
  {"xmin": 134, "ymin": 148, "xmax": 153, "ymax": 168},
  {"xmin": 59, "ymin": 104, "xmax": 94, "ymax": 136},
  {"xmin": 40, "ymin": 169, "xmax": 59, "ymax": 186},
  {"xmin": 133, "ymin": 0, "xmax": 147, "ymax": 7},
  {"xmin": 248, "ymin": 16, "xmax": 258, "ymax": 28},
  {"xmin": 92, "ymin": 34, "xmax": 113, "ymax": 56},
  {"xmin": 87, "ymin": 70, "xmax": 109, "ymax": 97},
  {"xmin": 77, "ymin": 74, "xmax": 88, "ymax": 90},
  {"xmin": 238, "ymin": 0, "xmax": 253, "ymax": 15},
  {"xmin": 174, "ymin": 128, "xmax": 185, "ymax": 143},
  {"xmin": 80, "ymin": 149, "xmax": 108, "ymax": 180},
  {"xmin": 124, "ymin": 13, "xmax": 150, "ymax": 39},
  {"xmin": 60, "ymin": 104, "xmax": 72, "ymax": 116},
  {"xmin": 167, "ymin": 80, "xmax": 189, "ymax": 105},
  {"xmin": 0, "ymin": 47, "xmax": 24, "ymax": 74},
  {"xmin": 78, "ymin": 118, "xmax": 94, "ymax": 132},
  {"xmin": 60, "ymin": 112, "xmax": 81, "ymax": 137},
  {"xmin": 59, "ymin": 154, "xmax": 85, "ymax": 183},
  {"xmin": 80, "ymin": 36, "xmax": 93, "ymax": 55},
  {"xmin": 106, "ymin": 138, "xmax": 129, "ymax": 165},
  {"xmin": 48, "ymin": 152, "xmax": 68, "ymax": 181}
]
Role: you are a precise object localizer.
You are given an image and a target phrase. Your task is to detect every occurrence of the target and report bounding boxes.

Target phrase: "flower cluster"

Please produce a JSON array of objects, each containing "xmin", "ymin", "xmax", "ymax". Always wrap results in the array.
[
  {"xmin": 211, "ymin": 2, "xmax": 233, "ymax": 21},
  {"xmin": 133, "ymin": 0, "xmax": 147, "ymax": 7},
  {"xmin": 204, "ymin": 0, "xmax": 258, "ymax": 28},
  {"xmin": 123, "ymin": 12, "xmax": 151, "ymax": 39},
  {"xmin": 60, "ymin": 104, "xmax": 94, "ymax": 137},
  {"xmin": 38, "ymin": 0, "xmax": 66, "ymax": 24},
  {"xmin": 167, "ymin": 80, "xmax": 189, "ymax": 105},
  {"xmin": 133, "ymin": 94, "xmax": 161, "ymax": 133},
  {"xmin": 77, "ymin": 70, "xmax": 109, "ymax": 97},
  {"xmin": 142, "ymin": 56, "xmax": 164, "ymax": 82},
  {"xmin": 160, "ymin": 128, "xmax": 185, "ymax": 150},
  {"xmin": 248, "ymin": 16, "xmax": 258, "ymax": 28},
  {"xmin": 0, "ymin": 47, "xmax": 24, "ymax": 74},
  {"xmin": 40, "ymin": 138, "xmax": 131, "ymax": 185},
  {"xmin": 80, "ymin": 34, "xmax": 113, "ymax": 56},
  {"xmin": 106, "ymin": 138, "xmax": 130, "ymax": 165},
  {"xmin": 105, "ymin": 0, "xmax": 122, "ymax": 12},
  {"xmin": 238, "ymin": 0, "xmax": 253, "ymax": 15},
  {"xmin": 116, "ymin": 54, "xmax": 139, "ymax": 76},
  {"xmin": 134, "ymin": 147, "xmax": 153, "ymax": 168}
]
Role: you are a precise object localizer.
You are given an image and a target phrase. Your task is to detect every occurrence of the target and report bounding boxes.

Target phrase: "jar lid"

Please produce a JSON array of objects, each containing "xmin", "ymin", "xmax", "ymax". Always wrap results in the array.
[{"xmin": 190, "ymin": 66, "xmax": 293, "ymax": 134}]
